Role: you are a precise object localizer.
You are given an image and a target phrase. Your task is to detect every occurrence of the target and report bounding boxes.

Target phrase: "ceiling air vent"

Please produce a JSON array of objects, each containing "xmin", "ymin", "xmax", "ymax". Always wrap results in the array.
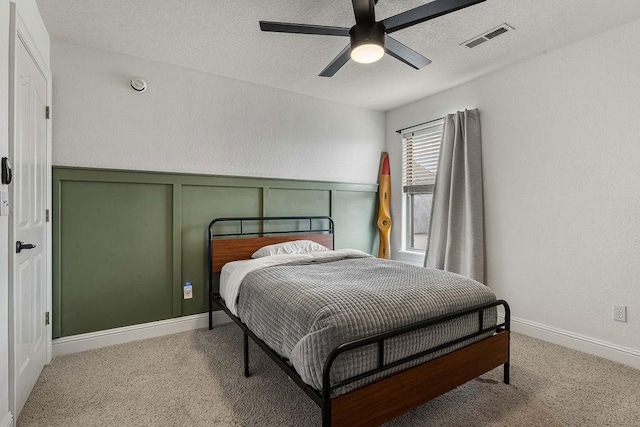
[{"xmin": 462, "ymin": 23, "xmax": 514, "ymax": 48}]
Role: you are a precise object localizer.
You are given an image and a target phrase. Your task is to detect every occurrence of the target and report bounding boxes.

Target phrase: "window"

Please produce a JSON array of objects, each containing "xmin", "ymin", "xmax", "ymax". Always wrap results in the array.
[{"xmin": 401, "ymin": 119, "xmax": 444, "ymax": 252}]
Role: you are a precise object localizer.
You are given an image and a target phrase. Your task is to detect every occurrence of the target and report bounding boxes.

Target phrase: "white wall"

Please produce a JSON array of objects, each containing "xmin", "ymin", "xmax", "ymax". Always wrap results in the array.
[
  {"xmin": 387, "ymin": 19, "xmax": 640, "ymax": 363},
  {"xmin": 1, "ymin": 0, "xmax": 12, "ymax": 424},
  {"xmin": 50, "ymin": 40, "xmax": 385, "ymax": 184}
]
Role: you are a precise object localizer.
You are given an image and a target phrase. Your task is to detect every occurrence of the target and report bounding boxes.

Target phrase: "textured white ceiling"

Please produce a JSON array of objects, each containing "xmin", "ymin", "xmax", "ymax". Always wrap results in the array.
[{"xmin": 36, "ymin": 0, "xmax": 640, "ymax": 111}]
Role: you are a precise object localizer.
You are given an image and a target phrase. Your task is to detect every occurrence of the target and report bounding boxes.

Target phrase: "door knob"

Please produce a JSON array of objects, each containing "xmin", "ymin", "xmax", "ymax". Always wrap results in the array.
[{"xmin": 16, "ymin": 241, "xmax": 36, "ymax": 253}]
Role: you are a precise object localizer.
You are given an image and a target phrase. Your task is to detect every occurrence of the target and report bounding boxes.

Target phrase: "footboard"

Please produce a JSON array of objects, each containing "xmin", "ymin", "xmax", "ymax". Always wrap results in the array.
[
  {"xmin": 331, "ymin": 332, "xmax": 508, "ymax": 426},
  {"xmin": 323, "ymin": 300, "xmax": 510, "ymax": 427}
]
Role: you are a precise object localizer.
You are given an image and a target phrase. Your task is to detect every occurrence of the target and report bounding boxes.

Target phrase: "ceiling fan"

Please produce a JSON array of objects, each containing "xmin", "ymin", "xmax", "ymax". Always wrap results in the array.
[{"xmin": 259, "ymin": 0, "xmax": 486, "ymax": 77}]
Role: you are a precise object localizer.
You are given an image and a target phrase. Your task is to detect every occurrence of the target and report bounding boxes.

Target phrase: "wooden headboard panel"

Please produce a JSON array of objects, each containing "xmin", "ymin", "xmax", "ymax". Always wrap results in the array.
[{"xmin": 211, "ymin": 233, "xmax": 334, "ymax": 272}]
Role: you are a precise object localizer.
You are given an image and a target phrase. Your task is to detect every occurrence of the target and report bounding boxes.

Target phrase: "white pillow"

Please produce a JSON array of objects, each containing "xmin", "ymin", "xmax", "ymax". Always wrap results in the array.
[{"xmin": 251, "ymin": 240, "xmax": 330, "ymax": 258}]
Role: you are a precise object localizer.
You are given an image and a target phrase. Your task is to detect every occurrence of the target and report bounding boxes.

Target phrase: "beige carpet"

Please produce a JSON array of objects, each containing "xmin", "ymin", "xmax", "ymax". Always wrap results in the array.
[{"xmin": 18, "ymin": 325, "xmax": 640, "ymax": 426}]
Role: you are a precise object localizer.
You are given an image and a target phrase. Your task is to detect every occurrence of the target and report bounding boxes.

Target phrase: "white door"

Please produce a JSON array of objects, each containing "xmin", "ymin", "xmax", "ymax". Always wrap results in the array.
[{"xmin": 10, "ymin": 34, "xmax": 48, "ymax": 417}]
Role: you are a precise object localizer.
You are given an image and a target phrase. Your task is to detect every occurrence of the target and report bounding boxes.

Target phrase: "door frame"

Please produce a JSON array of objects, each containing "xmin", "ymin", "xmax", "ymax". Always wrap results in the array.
[{"xmin": 8, "ymin": 3, "xmax": 53, "ymax": 419}]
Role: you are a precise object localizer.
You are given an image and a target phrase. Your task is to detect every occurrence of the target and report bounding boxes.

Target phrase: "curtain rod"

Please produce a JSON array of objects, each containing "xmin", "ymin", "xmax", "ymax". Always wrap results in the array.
[{"xmin": 396, "ymin": 116, "xmax": 444, "ymax": 134}]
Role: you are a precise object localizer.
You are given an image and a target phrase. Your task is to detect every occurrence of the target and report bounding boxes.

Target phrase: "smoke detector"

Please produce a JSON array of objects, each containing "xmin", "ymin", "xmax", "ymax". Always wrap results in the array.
[
  {"xmin": 129, "ymin": 78, "xmax": 147, "ymax": 93},
  {"xmin": 461, "ymin": 24, "xmax": 514, "ymax": 49}
]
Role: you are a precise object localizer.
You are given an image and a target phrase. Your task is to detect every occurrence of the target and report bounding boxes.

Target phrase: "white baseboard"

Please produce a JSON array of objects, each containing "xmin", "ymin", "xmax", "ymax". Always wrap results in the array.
[
  {"xmin": 52, "ymin": 311, "xmax": 231, "ymax": 357},
  {"xmin": 1, "ymin": 411, "xmax": 13, "ymax": 427},
  {"xmin": 499, "ymin": 315, "xmax": 640, "ymax": 370},
  {"xmin": 51, "ymin": 311, "xmax": 640, "ymax": 370}
]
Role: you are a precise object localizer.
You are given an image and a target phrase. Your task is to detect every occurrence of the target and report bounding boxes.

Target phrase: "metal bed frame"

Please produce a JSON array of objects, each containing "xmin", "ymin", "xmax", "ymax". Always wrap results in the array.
[{"xmin": 207, "ymin": 216, "xmax": 510, "ymax": 427}]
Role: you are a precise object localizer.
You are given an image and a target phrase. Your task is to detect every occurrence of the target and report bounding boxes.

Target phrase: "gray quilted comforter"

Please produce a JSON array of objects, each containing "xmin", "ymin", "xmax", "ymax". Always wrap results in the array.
[{"xmin": 237, "ymin": 256, "xmax": 496, "ymax": 394}]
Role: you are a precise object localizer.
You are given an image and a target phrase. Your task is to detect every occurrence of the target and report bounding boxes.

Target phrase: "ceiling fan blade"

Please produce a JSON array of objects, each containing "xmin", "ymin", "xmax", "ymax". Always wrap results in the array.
[
  {"xmin": 319, "ymin": 44, "xmax": 352, "ymax": 77},
  {"xmin": 384, "ymin": 35, "xmax": 432, "ymax": 69},
  {"xmin": 351, "ymin": 0, "xmax": 376, "ymax": 24},
  {"xmin": 260, "ymin": 21, "xmax": 350, "ymax": 37},
  {"xmin": 382, "ymin": 0, "xmax": 486, "ymax": 33}
]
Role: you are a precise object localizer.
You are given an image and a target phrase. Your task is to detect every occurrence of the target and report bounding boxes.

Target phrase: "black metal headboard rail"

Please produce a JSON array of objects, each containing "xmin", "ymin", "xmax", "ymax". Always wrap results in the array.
[{"xmin": 208, "ymin": 216, "xmax": 334, "ymax": 239}]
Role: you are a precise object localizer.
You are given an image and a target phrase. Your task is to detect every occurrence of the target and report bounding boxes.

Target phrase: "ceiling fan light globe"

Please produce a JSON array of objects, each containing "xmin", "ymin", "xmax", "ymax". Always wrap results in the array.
[{"xmin": 351, "ymin": 43, "xmax": 384, "ymax": 64}]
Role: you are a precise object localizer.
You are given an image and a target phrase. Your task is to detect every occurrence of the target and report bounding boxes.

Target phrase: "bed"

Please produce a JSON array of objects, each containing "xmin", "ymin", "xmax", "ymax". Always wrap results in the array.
[{"xmin": 208, "ymin": 216, "xmax": 510, "ymax": 427}]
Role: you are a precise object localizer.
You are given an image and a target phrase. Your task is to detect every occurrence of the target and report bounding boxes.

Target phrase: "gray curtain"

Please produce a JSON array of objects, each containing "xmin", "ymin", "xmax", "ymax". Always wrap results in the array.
[{"xmin": 424, "ymin": 109, "xmax": 485, "ymax": 283}]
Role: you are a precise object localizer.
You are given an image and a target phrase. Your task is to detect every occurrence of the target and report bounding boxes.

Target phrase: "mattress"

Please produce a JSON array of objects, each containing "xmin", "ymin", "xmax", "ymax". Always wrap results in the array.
[{"xmin": 220, "ymin": 251, "xmax": 497, "ymax": 395}]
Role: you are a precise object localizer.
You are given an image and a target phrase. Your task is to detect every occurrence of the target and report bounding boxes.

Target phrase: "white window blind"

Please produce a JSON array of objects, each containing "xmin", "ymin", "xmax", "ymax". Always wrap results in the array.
[{"xmin": 402, "ymin": 119, "xmax": 444, "ymax": 193}]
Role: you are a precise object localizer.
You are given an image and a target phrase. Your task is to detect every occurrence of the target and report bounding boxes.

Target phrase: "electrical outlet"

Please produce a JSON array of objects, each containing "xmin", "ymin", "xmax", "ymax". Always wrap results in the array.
[
  {"xmin": 613, "ymin": 305, "xmax": 627, "ymax": 322},
  {"xmin": 184, "ymin": 282, "xmax": 193, "ymax": 300}
]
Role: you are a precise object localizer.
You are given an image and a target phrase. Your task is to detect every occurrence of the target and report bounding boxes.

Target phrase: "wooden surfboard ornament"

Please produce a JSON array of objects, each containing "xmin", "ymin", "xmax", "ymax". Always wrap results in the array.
[{"xmin": 377, "ymin": 152, "xmax": 392, "ymax": 259}]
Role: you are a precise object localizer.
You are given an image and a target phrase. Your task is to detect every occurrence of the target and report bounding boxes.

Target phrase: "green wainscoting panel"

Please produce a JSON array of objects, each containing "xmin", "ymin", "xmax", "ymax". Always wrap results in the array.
[
  {"xmin": 332, "ymin": 190, "xmax": 379, "ymax": 253},
  {"xmin": 53, "ymin": 167, "xmax": 378, "ymax": 338},
  {"xmin": 265, "ymin": 188, "xmax": 331, "ymax": 233},
  {"xmin": 267, "ymin": 189, "xmax": 330, "ymax": 216},
  {"xmin": 181, "ymin": 185, "xmax": 261, "ymax": 316},
  {"xmin": 59, "ymin": 181, "xmax": 173, "ymax": 336}
]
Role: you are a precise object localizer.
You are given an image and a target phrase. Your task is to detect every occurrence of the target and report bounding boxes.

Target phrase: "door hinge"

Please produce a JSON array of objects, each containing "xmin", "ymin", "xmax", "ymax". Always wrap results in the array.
[
  {"xmin": 45, "ymin": 312, "xmax": 50, "ymax": 325},
  {"xmin": 46, "ymin": 106, "xmax": 50, "ymax": 120},
  {"xmin": 45, "ymin": 208, "xmax": 50, "ymax": 222}
]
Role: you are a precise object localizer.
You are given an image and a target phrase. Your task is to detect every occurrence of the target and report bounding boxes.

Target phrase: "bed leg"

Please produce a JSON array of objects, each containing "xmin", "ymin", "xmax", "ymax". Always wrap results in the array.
[
  {"xmin": 208, "ymin": 302, "xmax": 213, "ymax": 330},
  {"xmin": 243, "ymin": 331, "xmax": 251, "ymax": 377},
  {"xmin": 503, "ymin": 362, "xmax": 510, "ymax": 384},
  {"xmin": 322, "ymin": 400, "xmax": 331, "ymax": 427}
]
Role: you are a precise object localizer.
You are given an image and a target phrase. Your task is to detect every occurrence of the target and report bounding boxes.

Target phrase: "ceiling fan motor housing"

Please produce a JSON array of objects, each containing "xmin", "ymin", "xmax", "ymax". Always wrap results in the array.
[{"xmin": 349, "ymin": 22, "xmax": 385, "ymax": 51}]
